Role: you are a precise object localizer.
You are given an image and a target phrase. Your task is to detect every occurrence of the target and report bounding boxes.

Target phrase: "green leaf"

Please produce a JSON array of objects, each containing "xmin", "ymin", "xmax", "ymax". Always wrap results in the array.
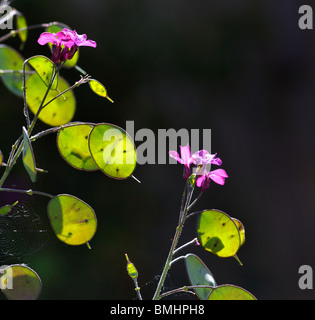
[
  {"xmin": 27, "ymin": 55, "xmax": 58, "ymax": 89},
  {"xmin": 0, "ymin": 264, "xmax": 42, "ymax": 300},
  {"xmin": 208, "ymin": 285, "xmax": 257, "ymax": 300},
  {"xmin": 197, "ymin": 210, "xmax": 241, "ymax": 258},
  {"xmin": 0, "ymin": 44, "xmax": 31, "ymax": 97},
  {"xmin": 88, "ymin": 123, "xmax": 137, "ymax": 180},
  {"xmin": 89, "ymin": 79, "xmax": 113, "ymax": 103},
  {"xmin": 125, "ymin": 254, "xmax": 138, "ymax": 280},
  {"xmin": 47, "ymin": 194, "xmax": 97, "ymax": 246},
  {"xmin": 46, "ymin": 23, "xmax": 71, "ymax": 34},
  {"xmin": 46, "ymin": 23, "xmax": 79, "ymax": 69},
  {"xmin": 57, "ymin": 122, "xmax": 98, "ymax": 171},
  {"xmin": 26, "ymin": 72, "xmax": 76, "ymax": 126},
  {"xmin": 185, "ymin": 254, "xmax": 216, "ymax": 300},
  {"xmin": 16, "ymin": 13, "xmax": 28, "ymax": 44},
  {"xmin": 0, "ymin": 201, "xmax": 19, "ymax": 216},
  {"xmin": 22, "ymin": 126, "xmax": 37, "ymax": 183}
]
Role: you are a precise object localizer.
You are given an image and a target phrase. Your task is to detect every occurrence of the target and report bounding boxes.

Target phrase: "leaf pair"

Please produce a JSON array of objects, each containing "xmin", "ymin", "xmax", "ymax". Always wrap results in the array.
[
  {"xmin": 57, "ymin": 122, "xmax": 137, "ymax": 180},
  {"xmin": 0, "ymin": 45, "xmax": 76, "ymax": 126},
  {"xmin": 25, "ymin": 55, "xmax": 76, "ymax": 127}
]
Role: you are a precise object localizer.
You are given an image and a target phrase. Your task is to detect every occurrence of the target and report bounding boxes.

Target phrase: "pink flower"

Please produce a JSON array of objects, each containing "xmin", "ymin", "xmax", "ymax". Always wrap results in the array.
[
  {"xmin": 38, "ymin": 28, "xmax": 96, "ymax": 64},
  {"xmin": 196, "ymin": 168, "xmax": 228, "ymax": 192},
  {"xmin": 169, "ymin": 144, "xmax": 194, "ymax": 179},
  {"xmin": 169, "ymin": 144, "xmax": 228, "ymax": 191}
]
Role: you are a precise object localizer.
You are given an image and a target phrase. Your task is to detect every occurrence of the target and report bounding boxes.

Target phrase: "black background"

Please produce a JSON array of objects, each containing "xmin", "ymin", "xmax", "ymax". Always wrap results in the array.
[{"xmin": 0, "ymin": 0, "xmax": 314, "ymax": 299}]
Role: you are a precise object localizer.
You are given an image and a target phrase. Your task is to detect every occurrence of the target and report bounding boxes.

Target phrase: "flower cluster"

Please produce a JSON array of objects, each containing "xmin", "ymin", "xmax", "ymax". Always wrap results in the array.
[
  {"xmin": 169, "ymin": 144, "xmax": 228, "ymax": 191},
  {"xmin": 38, "ymin": 28, "xmax": 97, "ymax": 64}
]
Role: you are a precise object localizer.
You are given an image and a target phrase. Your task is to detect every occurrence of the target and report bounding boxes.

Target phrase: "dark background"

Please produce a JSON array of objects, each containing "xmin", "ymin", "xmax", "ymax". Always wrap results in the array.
[{"xmin": 0, "ymin": 0, "xmax": 314, "ymax": 300}]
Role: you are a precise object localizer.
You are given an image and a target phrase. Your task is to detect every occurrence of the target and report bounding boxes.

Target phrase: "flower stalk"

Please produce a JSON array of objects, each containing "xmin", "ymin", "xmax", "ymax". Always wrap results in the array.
[
  {"xmin": 152, "ymin": 144, "xmax": 228, "ymax": 300},
  {"xmin": 152, "ymin": 181, "xmax": 195, "ymax": 300}
]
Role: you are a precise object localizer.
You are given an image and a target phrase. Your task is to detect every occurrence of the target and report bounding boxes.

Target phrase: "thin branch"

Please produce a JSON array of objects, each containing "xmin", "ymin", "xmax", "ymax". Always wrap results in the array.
[
  {"xmin": 74, "ymin": 65, "xmax": 87, "ymax": 75},
  {"xmin": 157, "ymin": 285, "xmax": 215, "ymax": 300},
  {"xmin": 40, "ymin": 74, "xmax": 91, "ymax": 111},
  {"xmin": 134, "ymin": 279, "xmax": 143, "ymax": 300},
  {"xmin": 187, "ymin": 191, "xmax": 204, "ymax": 212},
  {"xmin": 169, "ymin": 255, "xmax": 185, "ymax": 267},
  {"xmin": 0, "ymin": 69, "xmax": 35, "ymax": 74},
  {"xmin": 7, "ymin": 134, "xmax": 22, "ymax": 166},
  {"xmin": 185, "ymin": 210, "xmax": 202, "ymax": 221},
  {"xmin": 30, "ymin": 126, "xmax": 63, "ymax": 141},
  {"xmin": 0, "ymin": 21, "xmax": 63, "ymax": 43},
  {"xmin": 0, "ymin": 187, "xmax": 54, "ymax": 199},
  {"xmin": 152, "ymin": 184, "xmax": 195, "ymax": 300},
  {"xmin": 27, "ymin": 67, "xmax": 59, "ymax": 134},
  {"xmin": 173, "ymin": 238, "xmax": 198, "ymax": 255},
  {"xmin": 23, "ymin": 60, "xmax": 30, "ymax": 127}
]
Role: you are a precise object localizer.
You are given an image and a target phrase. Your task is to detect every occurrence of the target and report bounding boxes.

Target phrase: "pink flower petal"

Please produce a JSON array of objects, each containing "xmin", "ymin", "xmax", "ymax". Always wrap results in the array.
[
  {"xmin": 208, "ymin": 169, "xmax": 228, "ymax": 185},
  {"xmin": 62, "ymin": 29, "xmax": 97, "ymax": 48},
  {"xmin": 210, "ymin": 157, "xmax": 222, "ymax": 166},
  {"xmin": 196, "ymin": 174, "xmax": 206, "ymax": 188},
  {"xmin": 211, "ymin": 169, "xmax": 228, "ymax": 177},
  {"xmin": 192, "ymin": 150, "xmax": 222, "ymax": 166},
  {"xmin": 169, "ymin": 151, "xmax": 184, "ymax": 164},
  {"xmin": 179, "ymin": 144, "xmax": 191, "ymax": 165},
  {"xmin": 37, "ymin": 32, "xmax": 59, "ymax": 45},
  {"xmin": 192, "ymin": 150, "xmax": 208, "ymax": 164},
  {"xmin": 80, "ymin": 39, "xmax": 97, "ymax": 48}
]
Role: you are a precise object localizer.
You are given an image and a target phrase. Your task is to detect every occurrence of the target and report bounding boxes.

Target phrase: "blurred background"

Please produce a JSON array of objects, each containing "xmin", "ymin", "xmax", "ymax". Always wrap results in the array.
[{"xmin": 0, "ymin": 0, "xmax": 314, "ymax": 300}]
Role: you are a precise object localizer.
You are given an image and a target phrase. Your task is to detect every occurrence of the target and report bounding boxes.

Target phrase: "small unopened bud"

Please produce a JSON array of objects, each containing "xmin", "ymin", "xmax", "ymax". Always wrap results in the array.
[{"xmin": 125, "ymin": 254, "xmax": 138, "ymax": 280}]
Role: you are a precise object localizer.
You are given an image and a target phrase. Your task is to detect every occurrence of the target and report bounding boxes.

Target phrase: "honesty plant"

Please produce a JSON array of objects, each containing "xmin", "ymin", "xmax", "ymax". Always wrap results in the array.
[
  {"xmin": 125, "ymin": 145, "xmax": 256, "ymax": 300},
  {"xmin": 0, "ymin": 7, "xmax": 136, "ymax": 299},
  {"xmin": 0, "ymin": 5, "xmax": 256, "ymax": 300}
]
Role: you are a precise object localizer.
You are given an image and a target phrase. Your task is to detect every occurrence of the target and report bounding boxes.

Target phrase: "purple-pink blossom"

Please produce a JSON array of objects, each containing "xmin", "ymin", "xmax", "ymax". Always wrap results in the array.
[
  {"xmin": 169, "ymin": 144, "xmax": 228, "ymax": 191},
  {"xmin": 38, "ymin": 28, "xmax": 97, "ymax": 64}
]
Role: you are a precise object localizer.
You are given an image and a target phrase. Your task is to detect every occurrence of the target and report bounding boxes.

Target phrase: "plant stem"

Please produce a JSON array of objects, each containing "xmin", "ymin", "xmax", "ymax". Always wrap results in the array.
[
  {"xmin": 0, "ymin": 72, "xmax": 91, "ymax": 189},
  {"xmin": 157, "ymin": 285, "xmax": 215, "ymax": 300},
  {"xmin": 152, "ymin": 182, "xmax": 195, "ymax": 300},
  {"xmin": 0, "ymin": 21, "xmax": 63, "ymax": 43},
  {"xmin": 27, "ymin": 68, "xmax": 58, "ymax": 134},
  {"xmin": 0, "ymin": 70, "xmax": 35, "ymax": 74},
  {"xmin": 134, "ymin": 279, "xmax": 143, "ymax": 300},
  {"xmin": 169, "ymin": 255, "xmax": 185, "ymax": 267},
  {"xmin": 40, "ymin": 74, "xmax": 90, "ymax": 111},
  {"xmin": 187, "ymin": 191, "xmax": 204, "ymax": 211},
  {"xmin": 0, "ymin": 67, "xmax": 57, "ymax": 189},
  {"xmin": 173, "ymin": 238, "xmax": 198, "ymax": 255},
  {"xmin": 0, "ymin": 187, "xmax": 54, "ymax": 199}
]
